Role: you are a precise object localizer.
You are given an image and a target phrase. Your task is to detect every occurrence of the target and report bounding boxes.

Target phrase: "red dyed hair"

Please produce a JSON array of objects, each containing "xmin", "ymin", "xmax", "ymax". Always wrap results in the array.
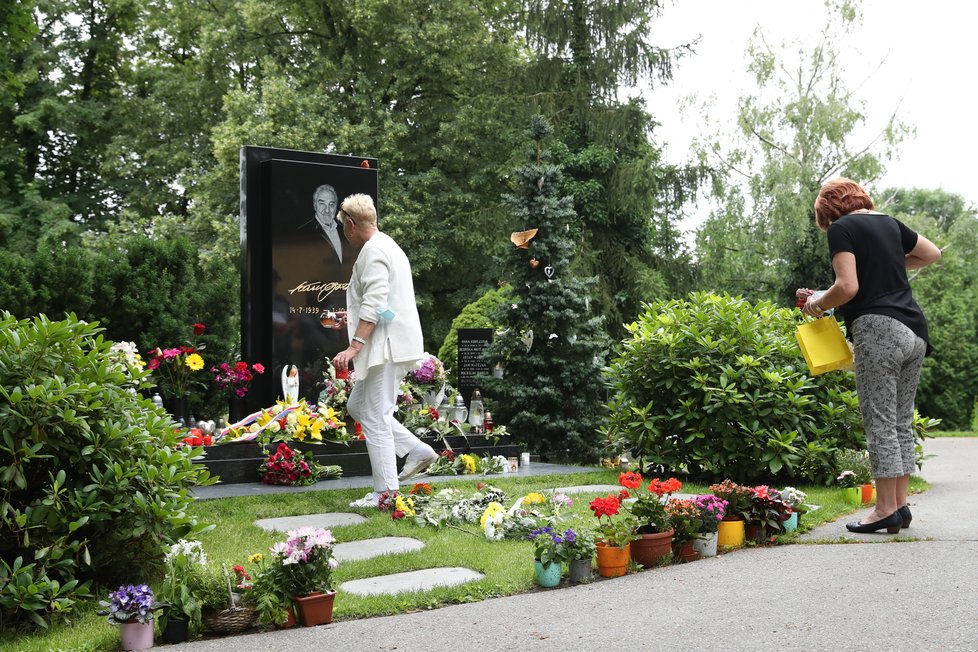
[{"xmin": 814, "ymin": 178, "xmax": 874, "ymax": 231}]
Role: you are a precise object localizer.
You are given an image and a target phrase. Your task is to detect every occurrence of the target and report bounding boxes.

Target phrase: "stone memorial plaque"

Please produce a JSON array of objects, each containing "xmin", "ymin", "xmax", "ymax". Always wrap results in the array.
[
  {"xmin": 457, "ymin": 328, "xmax": 492, "ymax": 407},
  {"xmin": 240, "ymin": 146, "xmax": 378, "ymax": 410}
]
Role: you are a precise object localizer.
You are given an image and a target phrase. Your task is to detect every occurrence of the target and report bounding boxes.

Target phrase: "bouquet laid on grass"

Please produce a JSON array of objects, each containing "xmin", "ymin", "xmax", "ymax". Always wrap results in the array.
[
  {"xmin": 411, "ymin": 483, "xmax": 507, "ymax": 529},
  {"xmin": 588, "ymin": 494, "xmax": 637, "ymax": 548},
  {"xmin": 212, "ymin": 360, "xmax": 265, "ymax": 398},
  {"xmin": 146, "ymin": 323, "xmax": 207, "ymax": 398},
  {"xmin": 693, "ymin": 494, "xmax": 728, "ymax": 534},
  {"xmin": 98, "ymin": 584, "xmax": 165, "ymax": 625},
  {"xmin": 258, "ymin": 443, "xmax": 341, "ymax": 486},
  {"xmin": 619, "ymin": 472, "xmax": 683, "ymax": 534},
  {"xmin": 481, "ymin": 491, "xmax": 573, "ymax": 541},
  {"xmin": 708, "ymin": 479, "xmax": 755, "ymax": 521}
]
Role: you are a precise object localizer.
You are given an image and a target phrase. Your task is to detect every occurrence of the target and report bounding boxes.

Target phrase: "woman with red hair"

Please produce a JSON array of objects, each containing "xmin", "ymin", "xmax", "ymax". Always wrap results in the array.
[{"xmin": 803, "ymin": 178, "xmax": 941, "ymax": 534}]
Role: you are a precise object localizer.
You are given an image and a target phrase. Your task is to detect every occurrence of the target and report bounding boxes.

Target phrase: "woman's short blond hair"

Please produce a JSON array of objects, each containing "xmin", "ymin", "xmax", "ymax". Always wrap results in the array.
[
  {"xmin": 338, "ymin": 193, "xmax": 377, "ymax": 227},
  {"xmin": 814, "ymin": 178, "xmax": 874, "ymax": 231}
]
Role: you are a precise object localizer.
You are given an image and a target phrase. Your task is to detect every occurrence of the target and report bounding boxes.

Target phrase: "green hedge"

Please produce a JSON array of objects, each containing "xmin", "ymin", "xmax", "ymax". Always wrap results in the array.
[
  {"xmin": 601, "ymin": 292, "xmax": 865, "ymax": 483},
  {"xmin": 0, "ymin": 237, "xmax": 239, "ymax": 418}
]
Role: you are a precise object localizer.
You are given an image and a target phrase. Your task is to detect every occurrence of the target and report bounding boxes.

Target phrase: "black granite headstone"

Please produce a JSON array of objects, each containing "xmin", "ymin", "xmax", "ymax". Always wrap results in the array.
[
  {"xmin": 240, "ymin": 146, "xmax": 378, "ymax": 411},
  {"xmin": 457, "ymin": 328, "xmax": 493, "ymax": 407}
]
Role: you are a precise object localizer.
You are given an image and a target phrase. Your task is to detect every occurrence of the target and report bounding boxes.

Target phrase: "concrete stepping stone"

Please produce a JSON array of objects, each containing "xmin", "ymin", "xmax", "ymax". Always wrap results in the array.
[
  {"xmin": 254, "ymin": 513, "xmax": 367, "ymax": 533},
  {"xmin": 340, "ymin": 567, "xmax": 484, "ymax": 596},
  {"xmin": 333, "ymin": 537, "xmax": 425, "ymax": 562}
]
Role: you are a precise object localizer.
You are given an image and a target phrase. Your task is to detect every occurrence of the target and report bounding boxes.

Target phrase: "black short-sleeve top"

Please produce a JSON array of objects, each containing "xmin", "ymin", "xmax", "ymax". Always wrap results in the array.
[{"xmin": 826, "ymin": 211, "xmax": 931, "ymax": 354}]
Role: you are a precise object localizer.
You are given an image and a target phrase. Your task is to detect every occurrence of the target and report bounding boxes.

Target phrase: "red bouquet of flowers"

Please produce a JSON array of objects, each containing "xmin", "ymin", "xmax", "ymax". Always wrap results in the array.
[{"xmin": 258, "ymin": 443, "xmax": 341, "ymax": 486}]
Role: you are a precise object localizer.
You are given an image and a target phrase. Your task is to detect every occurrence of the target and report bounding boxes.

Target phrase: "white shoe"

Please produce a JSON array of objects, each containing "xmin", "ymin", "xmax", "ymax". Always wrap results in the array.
[
  {"xmin": 349, "ymin": 492, "xmax": 378, "ymax": 509},
  {"xmin": 398, "ymin": 452, "xmax": 439, "ymax": 481}
]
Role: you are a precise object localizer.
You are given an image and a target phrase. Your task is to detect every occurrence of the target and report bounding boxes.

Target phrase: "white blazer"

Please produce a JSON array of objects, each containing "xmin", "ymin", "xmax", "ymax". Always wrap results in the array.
[{"xmin": 346, "ymin": 232, "xmax": 424, "ymax": 381}]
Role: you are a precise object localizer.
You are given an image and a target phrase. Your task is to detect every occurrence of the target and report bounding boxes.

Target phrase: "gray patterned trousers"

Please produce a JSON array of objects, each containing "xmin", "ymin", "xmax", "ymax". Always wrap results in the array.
[{"xmin": 852, "ymin": 314, "xmax": 927, "ymax": 478}]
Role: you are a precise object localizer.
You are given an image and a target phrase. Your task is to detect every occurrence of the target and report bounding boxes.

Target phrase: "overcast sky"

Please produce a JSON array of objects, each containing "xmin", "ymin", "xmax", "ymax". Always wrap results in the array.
[{"xmin": 642, "ymin": 0, "xmax": 976, "ymax": 233}]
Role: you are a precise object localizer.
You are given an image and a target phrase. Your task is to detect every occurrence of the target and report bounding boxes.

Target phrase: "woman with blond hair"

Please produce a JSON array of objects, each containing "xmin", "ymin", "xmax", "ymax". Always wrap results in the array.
[{"xmin": 802, "ymin": 178, "xmax": 941, "ymax": 533}]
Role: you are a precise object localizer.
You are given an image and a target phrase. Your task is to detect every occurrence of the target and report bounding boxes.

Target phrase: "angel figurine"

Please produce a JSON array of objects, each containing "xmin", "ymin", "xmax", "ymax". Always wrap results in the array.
[{"xmin": 281, "ymin": 365, "xmax": 299, "ymax": 403}]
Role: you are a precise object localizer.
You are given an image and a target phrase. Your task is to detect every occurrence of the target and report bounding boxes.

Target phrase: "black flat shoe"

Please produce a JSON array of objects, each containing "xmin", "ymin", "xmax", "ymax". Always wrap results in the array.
[
  {"xmin": 898, "ymin": 505, "xmax": 912, "ymax": 529},
  {"xmin": 846, "ymin": 511, "xmax": 902, "ymax": 534}
]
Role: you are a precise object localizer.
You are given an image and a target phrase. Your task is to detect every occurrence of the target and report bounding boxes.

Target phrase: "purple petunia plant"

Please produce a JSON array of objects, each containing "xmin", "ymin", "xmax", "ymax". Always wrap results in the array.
[
  {"xmin": 97, "ymin": 584, "xmax": 165, "ymax": 625},
  {"xmin": 529, "ymin": 527, "xmax": 588, "ymax": 565}
]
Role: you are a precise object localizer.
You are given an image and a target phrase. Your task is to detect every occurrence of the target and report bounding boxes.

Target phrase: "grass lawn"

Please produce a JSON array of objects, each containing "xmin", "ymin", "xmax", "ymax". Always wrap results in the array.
[
  {"xmin": 2, "ymin": 470, "xmax": 930, "ymax": 652},
  {"xmin": 929, "ymin": 430, "xmax": 977, "ymax": 438}
]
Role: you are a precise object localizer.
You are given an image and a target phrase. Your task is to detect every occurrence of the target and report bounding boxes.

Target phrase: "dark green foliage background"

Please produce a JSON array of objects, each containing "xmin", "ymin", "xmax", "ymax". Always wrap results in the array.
[{"xmin": 0, "ymin": 237, "xmax": 239, "ymax": 418}]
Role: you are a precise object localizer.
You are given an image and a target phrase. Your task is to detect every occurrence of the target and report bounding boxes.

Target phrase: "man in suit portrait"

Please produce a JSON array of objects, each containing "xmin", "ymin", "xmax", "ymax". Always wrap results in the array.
[{"xmin": 302, "ymin": 184, "xmax": 358, "ymax": 270}]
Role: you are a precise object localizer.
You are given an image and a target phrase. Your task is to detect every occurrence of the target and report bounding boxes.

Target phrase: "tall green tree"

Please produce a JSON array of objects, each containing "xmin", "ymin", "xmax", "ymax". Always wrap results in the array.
[
  {"xmin": 882, "ymin": 188, "xmax": 978, "ymax": 429},
  {"xmin": 484, "ymin": 116, "xmax": 609, "ymax": 461},
  {"xmin": 517, "ymin": 0, "xmax": 708, "ymax": 338},
  {"xmin": 694, "ymin": 0, "xmax": 911, "ymax": 303},
  {"xmin": 192, "ymin": 0, "xmax": 528, "ymax": 348},
  {"xmin": 1, "ymin": 0, "xmax": 143, "ymax": 251}
]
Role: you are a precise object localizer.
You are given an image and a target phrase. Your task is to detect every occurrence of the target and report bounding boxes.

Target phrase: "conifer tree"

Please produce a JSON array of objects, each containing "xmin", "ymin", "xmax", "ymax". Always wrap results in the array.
[{"xmin": 483, "ymin": 116, "xmax": 609, "ymax": 462}]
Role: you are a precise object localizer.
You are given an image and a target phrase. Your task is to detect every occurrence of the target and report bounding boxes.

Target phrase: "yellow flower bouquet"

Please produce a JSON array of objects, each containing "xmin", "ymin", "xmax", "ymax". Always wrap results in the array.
[{"xmin": 219, "ymin": 400, "xmax": 352, "ymax": 446}]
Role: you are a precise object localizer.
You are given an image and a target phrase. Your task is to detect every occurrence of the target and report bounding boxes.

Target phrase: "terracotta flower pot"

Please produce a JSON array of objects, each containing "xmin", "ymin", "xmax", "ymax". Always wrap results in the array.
[
  {"xmin": 294, "ymin": 591, "xmax": 335, "ymax": 627},
  {"xmin": 278, "ymin": 607, "xmax": 297, "ymax": 629},
  {"xmin": 673, "ymin": 540, "xmax": 700, "ymax": 563},
  {"xmin": 595, "ymin": 542, "xmax": 630, "ymax": 578},
  {"xmin": 630, "ymin": 529, "xmax": 674, "ymax": 568}
]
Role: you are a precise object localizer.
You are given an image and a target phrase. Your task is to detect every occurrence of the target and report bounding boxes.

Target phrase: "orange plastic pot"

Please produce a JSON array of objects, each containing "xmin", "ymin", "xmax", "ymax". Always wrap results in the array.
[
  {"xmin": 860, "ymin": 483, "xmax": 875, "ymax": 505},
  {"xmin": 595, "ymin": 542, "xmax": 630, "ymax": 577}
]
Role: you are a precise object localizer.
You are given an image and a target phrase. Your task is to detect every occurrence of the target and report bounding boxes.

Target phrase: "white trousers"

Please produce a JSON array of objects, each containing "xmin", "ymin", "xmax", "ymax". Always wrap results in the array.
[{"xmin": 346, "ymin": 362, "xmax": 423, "ymax": 492}]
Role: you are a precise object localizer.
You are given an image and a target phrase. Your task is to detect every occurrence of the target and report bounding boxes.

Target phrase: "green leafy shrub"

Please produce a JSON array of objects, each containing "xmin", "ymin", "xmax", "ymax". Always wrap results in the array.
[
  {"xmin": 0, "ymin": 312, "xmax": 215, "ymax": 629},
  {"xmin": 601, "ymin": 292, "xmax": 865, "ymax": 483}
]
